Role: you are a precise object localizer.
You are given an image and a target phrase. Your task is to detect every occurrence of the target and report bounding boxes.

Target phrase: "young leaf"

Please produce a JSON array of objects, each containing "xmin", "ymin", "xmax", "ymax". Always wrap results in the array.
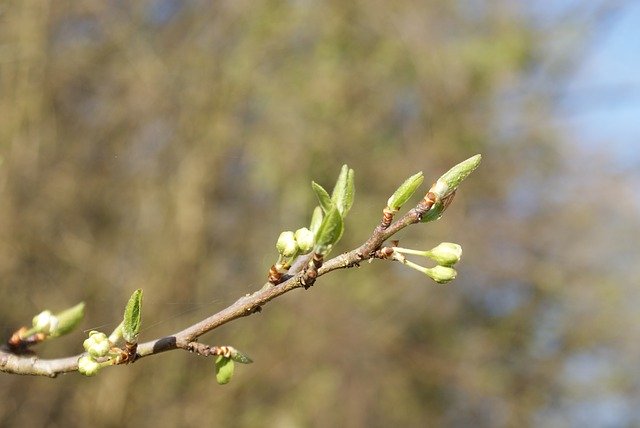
[
  {"xmin": 309, "ymin": 206, "xmax": 323, "ymax": 236},
  {"xmin": 311, "ymin": 181, "xmax": 333, "ymax": 213},
  {"xmin": 215, "ymin": 356, "xmax": 235, "ymax": 385},
  {"xmin": 387, "ymin": 171, "xmax": 424, "ymax": 212},
  {"xmin": 51, "ymin": 302, "xmax": 85, "ymax": 337},
  {"xmin": 313, "ymin": 206, "xmax": 343, "ymax": 255},
  {"xmin": 331, "ymin": 165, "xmax": 355, "ymax": 217},
  {"xmin": 123, "ymin": 289, "xmax": 143, "ymax": 344},
  {"xmin": 342, "ymin": 168, "xmax": 355, "ymax": 216},
  {"xmin": 420, "ymin": 200, "xmax": 446, "ymax": 223}
]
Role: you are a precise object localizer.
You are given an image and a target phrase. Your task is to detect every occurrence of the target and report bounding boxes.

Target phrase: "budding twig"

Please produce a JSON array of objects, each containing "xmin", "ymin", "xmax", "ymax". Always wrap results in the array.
[{"xmin": 1, "ymin": 155, "xmax": 481, "ymax": 378}]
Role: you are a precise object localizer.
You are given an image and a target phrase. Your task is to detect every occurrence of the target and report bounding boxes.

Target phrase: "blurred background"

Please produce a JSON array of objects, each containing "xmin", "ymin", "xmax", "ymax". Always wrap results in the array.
[{"xmin": 1, "ymin": 1, "xmax": 639, "ymax": 427}]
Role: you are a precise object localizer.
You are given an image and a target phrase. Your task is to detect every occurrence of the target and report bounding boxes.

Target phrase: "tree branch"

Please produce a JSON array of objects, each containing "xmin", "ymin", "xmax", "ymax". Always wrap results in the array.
[
  {"xmin": 2, "ymin": 153, "xmax": 481, "ymax": 378},
  {"xmin": 0, "ymin": 202, "xmax": 423, "ymax": 377}
]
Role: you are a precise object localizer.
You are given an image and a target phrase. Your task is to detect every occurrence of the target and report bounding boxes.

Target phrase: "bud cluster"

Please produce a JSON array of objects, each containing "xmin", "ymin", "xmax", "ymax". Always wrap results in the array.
[
  {"xmin": 77, "ymin": 329, "xmax": 121, "ymax": 376},
  {"xmin": 77, "ymin": 289, "xmax": 144, "ymax": 376},
  {"xmin": 276, "ymin": 227, "xmax": 314, "ymax": 258},
  {"xmin": 269, "ymin": 227, "xmax": 316, "ymax": 284}
]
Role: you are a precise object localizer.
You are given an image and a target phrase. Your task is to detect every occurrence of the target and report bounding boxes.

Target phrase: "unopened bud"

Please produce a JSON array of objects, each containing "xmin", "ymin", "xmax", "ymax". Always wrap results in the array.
[
  {"xmin": 32, "ymin": 310, "xmax": 58, "ymax": 335},
  {"xmin": 83, "ymin": 331, "xmax": 111, "ymax": 358},
  {"xmin": 294, "ymin": 227, "xmax": 314, "ymax": 253},
  {"xmin": 426, "ymin": 242, "xmax": 462, "ymax": 266},
  {"xmin": 78, "ymin": 355, "xmax": 101, "ymax": 376},
  {"xmin": 276, "ymin": 231, "xmax": 298, "ymax": 257},
  {"xmin": 387, "ymin": 171, "xmax": 424, "ymax": 212},
  {"xmin": 431, "ymin": 154, "xmax": 481, "ymax": 200},
  {"xmin": 424, "ymin": 265, "xmax": 457, "ymax": 284}
]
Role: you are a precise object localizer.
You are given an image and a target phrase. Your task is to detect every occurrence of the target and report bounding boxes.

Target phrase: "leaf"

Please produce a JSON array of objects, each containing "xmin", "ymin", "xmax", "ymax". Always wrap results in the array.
[
  {"xmin": 387, "ymin": 171, "xmax": 424, "ymax": 211},
  {"xmin": 311, "ymin": 181, "xmax": 333, "ymax": 213},
  {"xmin": 342, "ymin": 168, "xmax": 355, "ymax": 216},
  {"xmin": 331, "ymin": 165, "xmax": 355, "ymax": 217},
  {"xmin": 309, "ymin": 206, "xmax": 324, "ymax": 236},
  {"xmin": 313, "ymin": 206, "xmax": 343, "ymax": 255},
  {"xmin": 215, "ymin": 356, "xmax": 235, "ymax": 385},
  {"xmin": 420, "ymin": 200, "xmax": 445, "ymax": 223},
  {"xmin": 123, "ymin": 289, "xmax": 143, "ymax": 344}
]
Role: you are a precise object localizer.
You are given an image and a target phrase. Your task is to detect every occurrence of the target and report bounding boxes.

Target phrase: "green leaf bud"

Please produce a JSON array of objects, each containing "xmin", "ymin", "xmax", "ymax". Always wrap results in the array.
[
  {"xmin": 215, "ymin": 356, "xmax": 235, "ymax": 385},
  {"xmin": 424, "ymin": 265, "xmax": 458, "ymax": 284},
  {"xmin": 276, "ymin": 231, "xmax": 298, "ymax": 257},
  {"xmin": 123, "ymin": 289, "xmax": 143, "ymax": 344},
  {"xmin": 294, "ymin": 227, "xmax": 314, "ymax": 254},
  {"xmin": 431, "ymin": 154, "xmax": 481, "ymax": 200},
  {"xmin": 425, "ymin": 242, "xmax": 462, "ymax": 266},
  {"xmin": 387, "ymin": 171, "xmax": 424, "ymax": 212},
  {"xmin": 78, "ymin": 355, "xmax": 101, "ymax": 376},
  {"xmin": 50, "ymin": 302, "xmax": 85, "ymax": 337}
]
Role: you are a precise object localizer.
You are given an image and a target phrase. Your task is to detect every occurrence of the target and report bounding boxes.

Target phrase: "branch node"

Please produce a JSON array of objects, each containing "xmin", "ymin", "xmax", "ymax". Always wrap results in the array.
[
  {"xmin": 268, "ymin": 264, "xmax": 284, "ymax": 284},
  {"xmin": 375, "ymin": 246, "xmax": 395, "ymax": 259},
  {"xmin": 381, "ymin": 207, "xmax": 394, "ymax": 229},
  {"xmin": 123, "ymin": 342, "xmax": 138, "ymax": 364}
]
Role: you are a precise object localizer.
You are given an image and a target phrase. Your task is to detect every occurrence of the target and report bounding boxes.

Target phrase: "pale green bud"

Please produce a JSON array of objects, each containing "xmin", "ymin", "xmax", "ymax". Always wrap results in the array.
[
  {"xmin": 276, "ymin": 231, "xmax": 298, "ymax": 257},
  {"xmin": 83, "ymin": 331, "xmax": 111, "ymax": 358},
  {"xmin": 78, "ymin": 355, "xmax": 101, "ymax": 376},
  {"xmin": 398, "ymin": 258, "xmax": 458, "ymax": 284},
  {"xmin": 387, "ymin": 171, "xmax": 424, "ymax": 212},
  {"xmin": 431, "ymin": 154, "xmax": 481, "ymax": 200},
  {"xmin": 425, "ymin": 242, "xmax": 462, "ymax": 266},
  {"xmin": 51, "ymin": 302, "xmax": 85, "ymax": 337},
  {"xmin": 294, "ymin": 227, "xmax": 314, "ymax": 254},
  {"xmin": 32, "ymin": 310, "xmax": 58, "ymax": 335},
  {"xmin": 424, "ymin": 265, "xmax": 457, "ymax": 284}
]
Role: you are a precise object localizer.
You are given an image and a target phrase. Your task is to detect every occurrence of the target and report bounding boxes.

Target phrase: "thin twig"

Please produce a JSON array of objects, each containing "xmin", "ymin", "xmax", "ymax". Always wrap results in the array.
[{"xmin": 0, "ymin": 203, "xmax": 425, "ymax": 377}]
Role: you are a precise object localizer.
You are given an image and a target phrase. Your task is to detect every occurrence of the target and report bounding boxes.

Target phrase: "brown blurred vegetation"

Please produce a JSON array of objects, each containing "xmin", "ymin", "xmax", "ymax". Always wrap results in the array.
[{"xmin": 1, "ymin": 1, "xmax": 638, "ymax": 427}]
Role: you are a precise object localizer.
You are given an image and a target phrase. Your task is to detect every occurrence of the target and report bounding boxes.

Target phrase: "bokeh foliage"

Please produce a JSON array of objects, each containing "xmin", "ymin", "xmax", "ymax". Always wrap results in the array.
[{"xmin": 1, "ymin": 1, "xmax": 636, "ymax": 427}]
